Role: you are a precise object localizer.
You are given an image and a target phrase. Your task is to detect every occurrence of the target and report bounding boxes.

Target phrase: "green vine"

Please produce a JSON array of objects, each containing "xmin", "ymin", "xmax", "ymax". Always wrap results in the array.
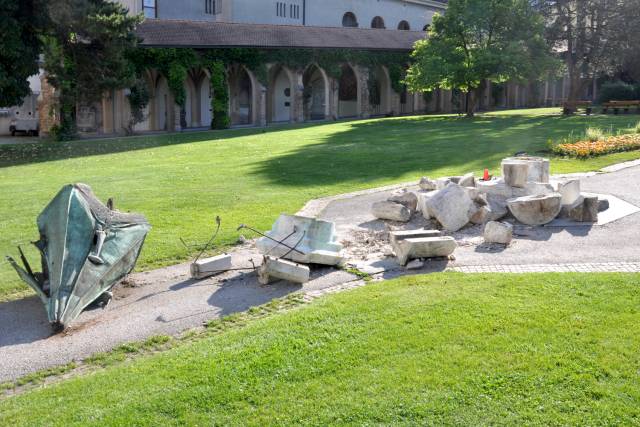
[{"xmin": 128, "ymin": 47, "xmax": 413, "ymax": 130}]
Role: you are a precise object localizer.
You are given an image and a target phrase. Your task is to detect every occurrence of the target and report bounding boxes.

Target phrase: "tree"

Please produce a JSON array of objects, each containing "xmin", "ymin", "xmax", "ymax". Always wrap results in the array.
[
  {"xmin": 406, "ymin": 0, "xmax": 555, "ymax": 117},
  {"xmin": 44, "ymin": 0, "xmax": 141, "ymax": 138},
  {"xmin": 534, "ymin": 0, "xmax": 622, "ymax": 109},
  {"xmin": 0, "ymin": 0, "xmax": 48, "ymax": 107}
]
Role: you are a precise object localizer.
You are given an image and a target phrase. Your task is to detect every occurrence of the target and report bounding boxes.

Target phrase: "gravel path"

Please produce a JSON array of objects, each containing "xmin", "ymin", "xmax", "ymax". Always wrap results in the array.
[{"xmin": 1, "ymin": 163, "xmax": 639, "ymax": 383}]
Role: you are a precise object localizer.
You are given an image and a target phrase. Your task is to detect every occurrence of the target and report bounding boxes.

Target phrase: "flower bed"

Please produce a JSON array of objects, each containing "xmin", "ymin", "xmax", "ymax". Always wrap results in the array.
[{"xmin": 552, "ymin": 133, "xmax": 640, "ymax": 158}]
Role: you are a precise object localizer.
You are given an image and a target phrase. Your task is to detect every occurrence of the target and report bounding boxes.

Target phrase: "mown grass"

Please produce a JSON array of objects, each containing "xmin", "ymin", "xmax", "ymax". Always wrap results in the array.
[
  {"xmin": 0, "ymin": 273, "xmax": 639, "ymax": 425},
  {"xmin": 2, "ymin": 108, "xmax": 640, "ymax": 299}
]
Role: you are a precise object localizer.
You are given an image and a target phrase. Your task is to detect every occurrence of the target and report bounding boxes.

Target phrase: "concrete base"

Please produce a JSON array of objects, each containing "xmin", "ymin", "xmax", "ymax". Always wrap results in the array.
[
  {"xmin": 258, "ymin": 256, "xmax": 310, "ymax": 285},
  {"xmin": 190, "ymin": 254, "xmax": 232, "ymax": 279}
]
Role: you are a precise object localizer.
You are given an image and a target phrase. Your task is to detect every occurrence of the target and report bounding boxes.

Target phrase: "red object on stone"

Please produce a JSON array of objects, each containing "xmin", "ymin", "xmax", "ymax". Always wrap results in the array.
[{"xmin": 483, "ymin": 169, "xmax": 490, "ymax": 181}]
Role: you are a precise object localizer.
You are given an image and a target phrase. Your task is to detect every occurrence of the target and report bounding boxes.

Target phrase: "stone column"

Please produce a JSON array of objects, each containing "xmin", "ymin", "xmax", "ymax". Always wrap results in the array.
[
  {"xmin": 173, "ymin": 103, "xmax": 182, "ymax": 132},
  {"xmin": 258, "ymin": 84, "xmax": 267, "ymax": 127},
  {"xmin": 293, "ymin": 69, "xmax": 305, "ymax": 123},
  {"xmin": 356, "ymin": 65, "xmax": 370, "ymax": 119},
  {"xmin": 330, "ymin": 77, "xmax": 339, "ymax": 120}
]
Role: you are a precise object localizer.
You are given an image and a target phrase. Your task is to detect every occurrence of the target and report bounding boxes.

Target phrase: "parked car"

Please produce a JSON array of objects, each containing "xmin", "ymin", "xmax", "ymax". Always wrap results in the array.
[{"xmin": 10, "ymin": 112, "xmax": 39, "ymax": 136}]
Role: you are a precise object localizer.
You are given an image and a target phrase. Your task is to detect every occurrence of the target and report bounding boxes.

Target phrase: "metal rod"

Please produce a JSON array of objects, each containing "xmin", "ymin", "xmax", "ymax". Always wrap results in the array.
[
  {"xmin": 194, "ymin": 216, "xmax": 221, "ymax": 263},
  {"xmin": 237, "ymin": 224, "xmax": 306, "ymax": 255}
]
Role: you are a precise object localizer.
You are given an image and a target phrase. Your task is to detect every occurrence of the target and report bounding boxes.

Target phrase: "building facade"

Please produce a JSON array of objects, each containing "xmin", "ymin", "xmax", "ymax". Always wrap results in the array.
[{"xmin": 33, "ymin": 0, "xmax": 575, "ymax": 138}]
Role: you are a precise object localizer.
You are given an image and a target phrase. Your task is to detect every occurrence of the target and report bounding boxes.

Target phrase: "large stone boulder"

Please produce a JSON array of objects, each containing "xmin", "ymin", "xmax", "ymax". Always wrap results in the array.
[
  {"xmin": 567, "ymin": 195, "xmax": 599, "ymax": 222},
  {"xmin": 425, "ymin": 183, "xmax": 477, "ymax": 231},
  {"xmin": 502, "ymin": 161, "xmax": 529, "ymax": 188},
  {"xmin": 502, "ymin": 156, "xmax": 550, "ymax": 183},
  {"xmin": 484, "ymin": 221, "xmax": 513, "ymax": 245},
  {"xmin": 372, "ymin": 201, "xmax": 412, "ymax": 222},
  {"xmin": 392, "ymin": 236, "xmax": 457, "ymax": 265},
  {"xmin": 419, "ymin": 177, "xmax": 437, "ymax": 191},
  {"xmin": 507, "ymin": 193, "xmax": 562, "ymax": 225},
  {"xmin": 458, "ymin": 173, "xmax": 476, "ymax": 188},
  {"xmin": 388, "ymin": 191, "xmax": 418, "ymax": 212},
  {"xmin": 476, "ymin": 179, "xmax": 513, "ymax": 198}
]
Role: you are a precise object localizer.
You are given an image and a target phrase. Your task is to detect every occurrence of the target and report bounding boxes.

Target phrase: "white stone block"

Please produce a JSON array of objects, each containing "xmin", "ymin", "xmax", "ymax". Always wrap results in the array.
[
  {"xmin": 484, "ymin": 221, "xmax": 513, "ymax": 245},
  {"xmin": 258, "ymin": 256, "xmax": 310, "ymax": 285},
  {"xmin": 392, "ymin": 236, "xmax": 457, "ymax": 266},
  {"xmin": 372, "ymin": 201, "xmax": 411, "ymax": 222},
  {"xmin": 502, "ymin": 161, "xmax": 529, "ymax": 188},
  {"xmin": 388, "ymin": 191, "xmax": 418, "ymax": 212},
  {"xmin": 458, "ymin": 173, "xmax": 476, "ymax": 188},
  {"xmin": 190, "ymin": 254, "xmax": 232, "ymax": 279},
  {"xmin": 419, "ymin": 177, "xmax": 437, "ymax": 191},
  {"xmin": 502, "ymin": 156, "xmax": 550, "ymax": 183},
  {"xmin": 476, "ymin": 178, "xmax": 514, "ymax": 198},
  {"xmin": 425, "ymin": 183, "xmax": 477, "ymax": 231},
  {"xmin": 555, "ymin": 179, "xmax": 581, "ymax": 206}
]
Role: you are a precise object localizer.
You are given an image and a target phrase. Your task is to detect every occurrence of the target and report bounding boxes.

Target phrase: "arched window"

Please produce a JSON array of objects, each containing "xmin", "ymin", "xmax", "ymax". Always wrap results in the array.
[
  {"xmin": 397, "ymin": 20, "xmax": 410, "ymax": 31},
  {"xmin": 342, "ymin": 12, "xmax": 358, "ymax": 28},
  {"xmin": 371, "ymin": 16, "xmax": 385, "ymax": 29}
]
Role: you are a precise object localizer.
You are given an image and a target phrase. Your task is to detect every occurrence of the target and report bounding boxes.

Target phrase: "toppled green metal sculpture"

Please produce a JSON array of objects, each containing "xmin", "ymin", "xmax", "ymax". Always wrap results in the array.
[{"xmin": 6, "ymin": 184, "xmax": 151, "ymax": 331}]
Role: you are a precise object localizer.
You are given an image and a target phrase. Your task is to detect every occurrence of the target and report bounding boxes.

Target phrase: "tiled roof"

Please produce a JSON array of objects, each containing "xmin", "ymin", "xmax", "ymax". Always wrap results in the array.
[{"xmin": 136, "ymin": 19, "xmax": 425, "ymax": 51}]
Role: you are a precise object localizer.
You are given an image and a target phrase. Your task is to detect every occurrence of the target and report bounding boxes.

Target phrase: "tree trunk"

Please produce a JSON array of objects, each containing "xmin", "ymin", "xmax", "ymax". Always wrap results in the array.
[{"xmin": 465, "ymin": 89, "xmax": 475, "ymax": 118}]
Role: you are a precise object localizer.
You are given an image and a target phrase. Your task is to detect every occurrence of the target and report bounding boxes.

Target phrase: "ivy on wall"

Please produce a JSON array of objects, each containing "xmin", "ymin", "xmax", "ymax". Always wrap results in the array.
[{"xmin": 128, "ymin": 47, "xmax": 412, "ymax": 130}]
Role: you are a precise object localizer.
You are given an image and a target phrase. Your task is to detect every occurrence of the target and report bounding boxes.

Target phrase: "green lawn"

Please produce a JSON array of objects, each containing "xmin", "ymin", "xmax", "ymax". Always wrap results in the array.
[
  {"xmin": 1, "ymin": 108, "xmax": 640, "ymax": 300},
  {"xmin": 1, "ymin": 273, "xmax": 639, "ymax": 425}
]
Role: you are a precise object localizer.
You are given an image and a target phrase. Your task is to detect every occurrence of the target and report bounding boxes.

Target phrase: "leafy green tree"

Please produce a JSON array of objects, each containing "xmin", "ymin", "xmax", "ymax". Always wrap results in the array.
[
  {"xmin": 44, "ymin": 0, "xmax": 141, "ymax": 138},
  {"xmin": 534, "ymin": 0, "xmax": 621, "ymax": 108},
  {"xmin": 406, "ymin": 0, "xmax": 554, "ymax": 117},
  {"xmin": 0, "ymin": 0, "xmax": 48, "ymax": 107}
]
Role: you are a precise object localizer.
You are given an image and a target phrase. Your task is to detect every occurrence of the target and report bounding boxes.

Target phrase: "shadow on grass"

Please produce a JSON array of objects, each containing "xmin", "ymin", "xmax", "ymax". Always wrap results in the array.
[
  {"xmin": 251, "ymin": 113, "xmax": 616, "ymax": 187},
  {"xmin": 0, "ymin": 123, "xmax": 315, "ymax": 169}
]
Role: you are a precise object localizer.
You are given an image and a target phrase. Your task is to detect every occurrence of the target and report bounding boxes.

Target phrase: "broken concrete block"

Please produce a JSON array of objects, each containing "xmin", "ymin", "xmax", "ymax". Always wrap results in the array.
[
  {"xmin": 502, "ymin": 156, "xmax": 550, "ymax": 183},
  {"xmin": 256, "ymin": 214, "xmax": 344, "ymax": 266},
  {"xmin": 389, "ymin": 229, "xmax": 441, "ymax": 246},
  {"xmin": 393, "ymin": 236, "xmax": 457, "ymax": 266},
  {"xmin": 464, "ymin": 186, "xmax": 481, "ymax": 201},
  {"xmin": 419, "ymin": 177, "xmax": 437, "ymax": 191},
  {"xmin": 568, "ymin": 195, "xmax": 599, "ymax": 222},
  {"xmin": 512, "ymin": 182, "xmax": 556, "ymax": 198},
  {"xmin": 425, "ymin": 183, "xmax": 477, "ymax": 231},
  {"xmin": 190, "ymin": 254, "xmax": 232, "ymax": 279},
  {"xmin": 484, "ymin": 194, "xmax": 509, "ymax": 221},
  {"xmin": 372, "ymin": 201, "xmax": 412, "ymax": 222},
  {"xmin": 458, "ymin": 173, "xmax": 476, "ymax": 188},
  {"xmin": 470, "ymin": 205, "xmax": 491, "ymax": 224},
  {"xmin": 388, "ymin": 191, "xmax": 418, "ymax": 212},
  {"xmin": 502, "ymin": 161, "xmax": 529, "ymax": 188},
  {"xmin": 258, "ymin": 256, "xmax": 310, "ymax": 285},
  {"xmin": 555, "ymin": 179, "xmax": 581, "ymax": 206},
  {"xmin": 507, "ymin": 193, "xmax": 562, "ymax": 225},
  {"xmin": 476, "ymin": 178, "xmax": 513, "ymax": 198},
  {"xmin": 484, "ymin": 221, "xmax": 513, "ymax": 245}
]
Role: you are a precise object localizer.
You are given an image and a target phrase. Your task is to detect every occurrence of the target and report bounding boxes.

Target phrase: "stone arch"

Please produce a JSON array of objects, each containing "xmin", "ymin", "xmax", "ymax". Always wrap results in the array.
[
  {"xmin": 371, "ymin": 16, "xmax": 385, "ymax": 29},
  {"xmin": 302, "ymin": 63, "xmax": 330, "ymax": 121},
  {"xmin": 398, "ymin": 20, "xmax": 410, "ymax": 30},
  {"xmin": 228, "ymin": 65, "xmax": 256, "ymax": 126},
  {"xmin": 342, "ymin": 12, "xmax": 358, "ymax": 27},
  {"xmin": 369, "ymin": 65, "xmax": 391, "ymax": 117},
  {"xmin": 337, "ymin": 64, "xmax": 360, "ymax": 119},
  {"xmin": 267, "ymin": 64, "xmax": 295, "ymax": 123}
]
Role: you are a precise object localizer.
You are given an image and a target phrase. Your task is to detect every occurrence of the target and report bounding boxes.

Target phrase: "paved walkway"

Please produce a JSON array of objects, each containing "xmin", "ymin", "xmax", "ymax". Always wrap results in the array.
[
  {"xmin": 1, "ymin": 163, "xmax": 639, "ymax": 384},
  {"xmin": 449, "ymin": 262, "xmax": 640, "ymax": 273}
]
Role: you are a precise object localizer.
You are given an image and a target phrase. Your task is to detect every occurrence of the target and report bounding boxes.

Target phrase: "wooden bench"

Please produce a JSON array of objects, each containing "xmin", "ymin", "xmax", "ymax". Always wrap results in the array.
[
  {"xmin": 602, "ymin": 100, "xmax": 640, "ymax": 114},
  {"xmin": 563, "ymin": 100, "xmax": 592, "ymax": 115}
]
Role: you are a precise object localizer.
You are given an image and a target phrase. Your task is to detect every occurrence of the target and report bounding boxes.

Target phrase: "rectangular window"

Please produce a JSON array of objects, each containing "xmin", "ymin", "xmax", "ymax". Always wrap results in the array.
[
  {"xmin": 276, "ymin": 2, "xmax": 286, "ymax": 17},
  {"xmin": 205, "ymin": 0, "xmax": 214, "ymax": 14},
  {"xmin": 143, "ymin": 0, "xmax": 156, "ymax": 18}
]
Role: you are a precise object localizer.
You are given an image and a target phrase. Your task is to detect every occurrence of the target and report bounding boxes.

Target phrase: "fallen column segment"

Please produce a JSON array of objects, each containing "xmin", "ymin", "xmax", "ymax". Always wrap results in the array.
[{"xmin": 258, "ymin": 256, "xmax": 310, "ymax": 285}]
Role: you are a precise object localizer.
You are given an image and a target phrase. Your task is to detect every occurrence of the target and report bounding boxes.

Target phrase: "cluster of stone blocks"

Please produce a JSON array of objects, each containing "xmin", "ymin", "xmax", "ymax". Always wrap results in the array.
[{"xmin": 370, "ymin": 156, "xmax": 607, "ymax": 260}]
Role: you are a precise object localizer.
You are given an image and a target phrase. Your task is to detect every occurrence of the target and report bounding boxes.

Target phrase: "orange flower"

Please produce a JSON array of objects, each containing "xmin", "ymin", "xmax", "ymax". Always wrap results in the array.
[{"xmin": 555, "ymin": 134, "xmax": 640, "ymax": 158}]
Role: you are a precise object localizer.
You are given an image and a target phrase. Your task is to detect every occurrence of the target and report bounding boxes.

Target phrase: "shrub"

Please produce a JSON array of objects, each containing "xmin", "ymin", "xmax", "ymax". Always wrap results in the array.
[
  {"xmin": 598, "ymin": 81, "xmax": 637, "ymax": 103},
  {"xmin": 584, "ymin": 127, "xmax": 605, "ymax": 142}
]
